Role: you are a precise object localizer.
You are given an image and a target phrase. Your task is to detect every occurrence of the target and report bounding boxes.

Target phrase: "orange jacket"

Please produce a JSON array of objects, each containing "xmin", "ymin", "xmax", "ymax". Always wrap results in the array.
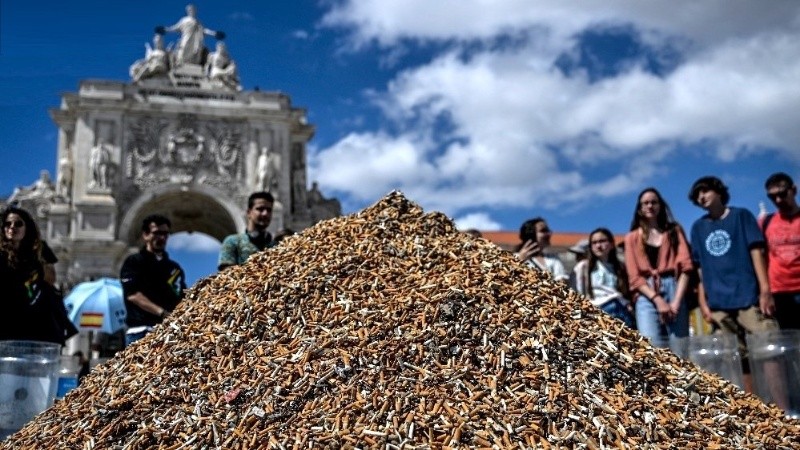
[{"xmin": 624, "ymin": 226, "xmax": 693, "ymax": 292}]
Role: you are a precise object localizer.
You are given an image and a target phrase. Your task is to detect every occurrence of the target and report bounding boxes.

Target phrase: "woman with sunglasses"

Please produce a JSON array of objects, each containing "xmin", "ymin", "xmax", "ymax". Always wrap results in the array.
[
  {"xmin": 624, "ymin": 188, "xmax": 694, "ymax": 355},
  {"xmin": 574, "ymin": 227, "xmax": 635, "ymax": 328},
  {"xmin": 0, "ymin": 206, "xmax": 70, "ymax": 343}
]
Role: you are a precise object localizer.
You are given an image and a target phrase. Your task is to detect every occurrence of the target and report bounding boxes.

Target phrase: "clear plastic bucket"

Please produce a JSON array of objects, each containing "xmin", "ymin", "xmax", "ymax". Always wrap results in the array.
[
  {"xmin": 688, "ymin": 333, "xmax": 744, "ymax": 389},
  {"xmin": 0, "ymin": 341, "xmax": 61, "ymax": 440},
  {"xmin": 56, "ymin": 355, "xmax": 81, "ymax": 400},
  {"xmin": 746, "ymin": 330, "xmax": 800, "ymax": 418}
]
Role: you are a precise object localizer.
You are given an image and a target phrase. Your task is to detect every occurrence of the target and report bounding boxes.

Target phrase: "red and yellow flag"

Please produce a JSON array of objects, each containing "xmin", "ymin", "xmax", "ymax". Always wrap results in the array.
[{"xmin": 79, "ymin": 313, "xmax": 104, "ymax": 328}]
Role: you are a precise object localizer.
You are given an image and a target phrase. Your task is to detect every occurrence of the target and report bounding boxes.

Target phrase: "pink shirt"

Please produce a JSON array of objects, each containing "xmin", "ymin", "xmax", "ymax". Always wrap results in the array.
[
  {"xmin": 763, "ymin": 212, "xmax": 800, "ymax": 293},
  {"xmin": 624, "ymin": 226, "xmax": 694, "ymax": 291}
]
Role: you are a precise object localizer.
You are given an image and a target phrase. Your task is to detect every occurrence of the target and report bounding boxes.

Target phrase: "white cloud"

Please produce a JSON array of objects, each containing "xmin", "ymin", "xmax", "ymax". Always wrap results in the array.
[
  {"xmin": 454, "ymin": 212, "xmax": 503, "ymax": 231},
  {"xmin": 168, "ymin": 232, "xmax": 221, "ymax": 253},
  {"xmin": 316, "ymin": 1, "xmax": 800, "ymax": 221},
  {"xmin": 322, "ymin": 1, "xmax": 799, "ymax": 49},
  {"xmin": 292, "ymin": 29, "xmax": 310, "ymax": 40}
]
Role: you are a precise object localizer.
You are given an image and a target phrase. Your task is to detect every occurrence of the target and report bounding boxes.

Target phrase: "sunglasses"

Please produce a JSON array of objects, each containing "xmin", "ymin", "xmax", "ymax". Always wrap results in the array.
[
  {"xmin": 3, "ymin": 220, "xmax": 25, "ymax": 229},
  {"xmin": 767, "ymin": 190, "xmax": 790, "ymax": 201},
  {"xmin": 149, "ymin": 230, "xmax": 170, "ymax": 237}
]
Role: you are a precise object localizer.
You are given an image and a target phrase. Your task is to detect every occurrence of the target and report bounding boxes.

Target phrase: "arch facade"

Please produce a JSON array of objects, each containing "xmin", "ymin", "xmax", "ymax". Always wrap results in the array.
[{"xmin": 8, "ymin": 67, "xmax": 339, "ymax": 287}]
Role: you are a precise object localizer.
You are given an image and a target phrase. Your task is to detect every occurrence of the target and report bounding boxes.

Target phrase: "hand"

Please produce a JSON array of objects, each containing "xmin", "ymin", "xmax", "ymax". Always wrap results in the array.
[
  {"xmin": 516, "ymin": 239, "xmax": 541, "ymax": 262},
  {"xmin": 668, "ymin": 298, "xmax": 682, "ymax": 316},
  {"xmin": 653, "ymin": 295, "xmax": 674, "ymax": 324},
  {"xmin": 700, "ymin": 304, "xmax": 713, "ymax": 323},
  {"xmin": 759, "ymin": 291, "xmax": 776, "ymax": 317}
]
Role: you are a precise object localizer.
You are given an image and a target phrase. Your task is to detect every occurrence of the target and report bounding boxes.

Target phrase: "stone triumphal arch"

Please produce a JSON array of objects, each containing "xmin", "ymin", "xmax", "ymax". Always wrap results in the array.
[{"xmin": 4, "ymin": 6, "xmax": 341, "ymax": 287}]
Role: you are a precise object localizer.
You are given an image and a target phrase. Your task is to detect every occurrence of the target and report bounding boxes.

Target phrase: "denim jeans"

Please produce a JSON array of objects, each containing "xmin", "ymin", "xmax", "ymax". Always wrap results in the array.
[
  {"xmin": 125, "ymin": 328, "xmax": 153, "ymax": 347},
  {"xmin": 635, "ymin": 275, "xmax": 689, "ymax": 351},
  {"xmin": 600, "ymin": 298, "xmax": 635, "ymax": 329}
]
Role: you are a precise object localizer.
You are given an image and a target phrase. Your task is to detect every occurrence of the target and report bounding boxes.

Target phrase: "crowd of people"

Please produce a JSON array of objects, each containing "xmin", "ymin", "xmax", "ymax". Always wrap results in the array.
[
  {"xmin": 512, "ymin": 172, "xmax": 798, "ymax": 390},
  {"xmin": 0, "ymin": 173, "xmax": 797, "ymax": 382}
]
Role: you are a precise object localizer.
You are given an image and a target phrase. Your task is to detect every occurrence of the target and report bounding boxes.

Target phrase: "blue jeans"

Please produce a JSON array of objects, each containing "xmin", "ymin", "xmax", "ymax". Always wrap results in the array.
[
  {"xmin": 125, "ymin": 328, "xmax": 153, "ymax": 347},
  {"xmin": 600, "ymin": 298, "xmax": 635, "ymax": 329},
  {"xmin": 635, "ymin": 275, "xmax": 689, "ymax": 351}
]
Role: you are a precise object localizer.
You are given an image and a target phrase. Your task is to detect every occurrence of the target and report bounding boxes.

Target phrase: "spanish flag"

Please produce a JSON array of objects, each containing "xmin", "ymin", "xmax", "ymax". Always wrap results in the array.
[{"xmin": 80, "ymin": 313, "xmax": 104, "ymax": 328}]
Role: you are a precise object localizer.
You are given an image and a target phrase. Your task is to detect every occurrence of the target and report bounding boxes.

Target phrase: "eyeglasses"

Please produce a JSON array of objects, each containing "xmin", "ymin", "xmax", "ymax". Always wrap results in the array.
[
  {"xmin": 590, "ymin": 238, "xmax": 609, "ymax": 245},
  {"xmin": 3, "ymin": 220, "xmax": 24, "ymax": 229},
  {"xmin": 767, "ymin": 189, "xmax": 790, "ymax": 202},
  {"xmin": 149, "ymin": 230, "xmax": 170, "ymax": 237}
]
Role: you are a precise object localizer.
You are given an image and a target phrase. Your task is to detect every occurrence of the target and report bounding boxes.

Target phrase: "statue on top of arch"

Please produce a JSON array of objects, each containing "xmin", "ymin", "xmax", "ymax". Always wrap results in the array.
[{"xmin": 130, "ymin": 4, "xmax": 241, "ymax": 91}]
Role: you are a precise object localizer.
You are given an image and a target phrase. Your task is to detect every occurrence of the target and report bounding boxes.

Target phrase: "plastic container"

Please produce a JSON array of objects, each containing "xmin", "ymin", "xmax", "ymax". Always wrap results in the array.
[
  {"xmin": 0, "ymin": 341, "xmax": 61, "ymax": 440},
  {"xmin": 688, "ymin": 333, "xmax": 744, "ymax": 389},
  {"xmin": 56, "ymin": 355, "xmax": 81, "ymax": 400},
  {"xmin": 746, "ymin": 330, "xmax": 800, "ymax": 419},
  {"xmin": 669, "ymin": 336, "xmax": 689, "ymax": 360}
]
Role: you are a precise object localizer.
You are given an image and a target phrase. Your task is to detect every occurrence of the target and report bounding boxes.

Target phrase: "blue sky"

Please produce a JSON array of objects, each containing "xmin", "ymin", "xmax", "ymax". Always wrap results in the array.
[{"xmin": 2, "ymin": 1, "xmax": 799, "ymax": 285}]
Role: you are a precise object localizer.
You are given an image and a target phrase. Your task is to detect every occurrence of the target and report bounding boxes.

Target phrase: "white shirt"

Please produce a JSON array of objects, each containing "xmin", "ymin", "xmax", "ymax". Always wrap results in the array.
[
  {"xmin": 526, "ymin": 254, "xmax": 568, "ymax": 282},
  {"xmin": 573, "ymin": 259, "xmax": 628, "ymax": 307}
]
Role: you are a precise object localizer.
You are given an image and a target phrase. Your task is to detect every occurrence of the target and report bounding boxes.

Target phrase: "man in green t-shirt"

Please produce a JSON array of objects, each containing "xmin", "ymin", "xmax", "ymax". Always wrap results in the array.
[{"xmin": 218, "ymin": 192, "xmax": 275, "ymax": 270}]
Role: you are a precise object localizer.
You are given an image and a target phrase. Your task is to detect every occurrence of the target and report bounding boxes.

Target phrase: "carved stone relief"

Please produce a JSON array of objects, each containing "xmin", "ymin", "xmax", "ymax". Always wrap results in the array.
[{"xmin": 125, "ymin": 115, "xmax": 245, "ymax": 196}]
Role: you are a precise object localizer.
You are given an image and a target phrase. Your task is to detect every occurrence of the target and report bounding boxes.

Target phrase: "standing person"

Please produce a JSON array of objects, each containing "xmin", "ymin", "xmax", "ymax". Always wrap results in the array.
[
  {"xmin": 0, "ymin": 206, "xmax": 74, "ymax": 344},
  {"xmin": 121, "ymin": 214, "xmax": 186, "ymax": 346},
  {"xmin": 218, "ymin": 192, "xmax": 275, "ymax": 270},
  {"xmin": 688, "ymin": 176, "xmax": 788, "ymax": 403},
  {"xmin": 762, "ymin": 172, "xmax": 800, "ymax": 330},
  {"xmin": 516, "ymin": 217, "xmax": 568, "ymax": 282},
  {"xmin": 624, "ymin": 188, "xmax": 693, "ymax": 352},
  {"xmin": 575, "ymin": 228, "xmax": 635, "ymax": 328},
  {"xmin": 688, "ymin": 176, "xmax": 777, "ymax": 330}
]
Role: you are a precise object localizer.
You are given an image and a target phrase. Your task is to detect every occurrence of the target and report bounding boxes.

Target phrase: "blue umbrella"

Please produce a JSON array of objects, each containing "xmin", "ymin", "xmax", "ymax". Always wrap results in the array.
[{"xmin": 63, "ymin": 278, "xmax": 127, "ymax": 334}]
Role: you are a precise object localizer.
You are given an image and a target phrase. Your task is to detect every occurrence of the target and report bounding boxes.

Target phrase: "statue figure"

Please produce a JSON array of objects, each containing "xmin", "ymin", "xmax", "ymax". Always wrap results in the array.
[
  {"xmin": 89, "ymin": 139, "xmax": 113, "ymax": 189},
  {"xmin": 57, "ymin": 152, "xmax": 73, "ymax": 197},
  {"xmin": 290, "ymin": 144, "xmax": 307, "ymax": 215},
  {"xmin": 8, "ymin": 170, "xmax": 56, "ymax": 203},
  {"xmin": 307, "ymin": 181, "xmax": 342, "ymax": 222},
  {"xmin": 205, "ymin": 42, "xmax": 241, "ymax": 90},
  {"xmin": 161, "ymin": 4, "xmax": 222, "ymax": 66},
  {"xmin": 256, "ymin": 146, "xmax": 280, "ymax": 191},
  {"xmin": 307, "ymin": 181, "xmax": 325, "ymax": 206},
  {"xmin": 130, "ymin": 34, "xmax": 171, "ymax": 82}
]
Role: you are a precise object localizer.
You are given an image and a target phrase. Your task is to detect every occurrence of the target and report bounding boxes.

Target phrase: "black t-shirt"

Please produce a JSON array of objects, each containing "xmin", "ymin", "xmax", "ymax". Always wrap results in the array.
[
  {"xmin": 645, "ymin": 243, "xmax": 660, "ymax": 270},
  {"xmin": 120, "ymin": 248, "xmax": 186, "ymax": 327}
]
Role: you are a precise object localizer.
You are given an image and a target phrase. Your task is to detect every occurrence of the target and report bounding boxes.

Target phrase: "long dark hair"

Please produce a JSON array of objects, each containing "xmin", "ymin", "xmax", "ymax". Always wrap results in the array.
[
  {"xmin": 515, "ymin": 217, "xmax": 545, "ymax": 252},
  {"xmin": 629, "ymin": 187, "xmax": 680, "ymax": 254},
  {"xmin": 1, "ymin": 206, "xmax": 43, "ymax": 269},
  {"xmin": 584, "ymin": 227, "xmax": 629, "ymax": 299}
]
